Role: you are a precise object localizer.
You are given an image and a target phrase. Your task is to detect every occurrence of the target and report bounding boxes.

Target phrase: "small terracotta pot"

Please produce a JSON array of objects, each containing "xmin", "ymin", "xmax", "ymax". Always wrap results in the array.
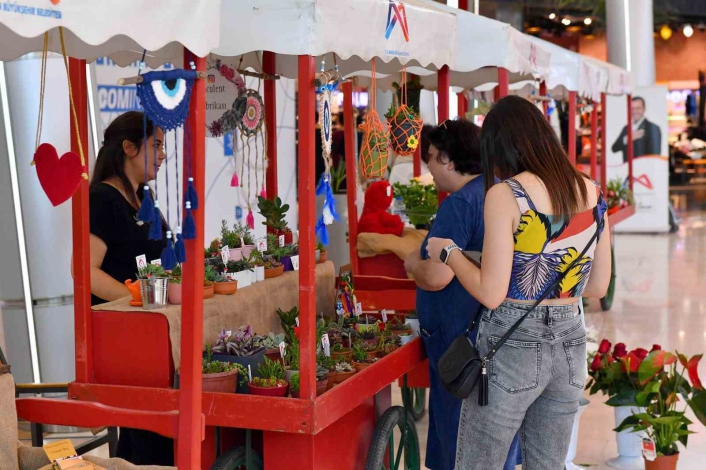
[
  {"xmin": 202, "ymin": 369, "xmax": 238, "ymax": 393},
  {"xmin": 265, "ymin": 265, "xmax": 285, "ymax": 279},
  {"xmin": 248, "ymin": 382, "xmax": 289, "ymax": 397},
  {"xmin": 214, "ymin": 281, "xmax": 238, "ymax": 295},
  {"xmin": 353, "ymin": 361, "xmax": 374, "ymax": 373},
  {"xmin": 167, "ymin": 282, "xmax": 182, "ymax": 305},
  {"xmin": 319, "ymin": 251, "xmax": 328, "ymax": 264},
  {"xmin": 366, "ymin": 349, "xmax": 380, "ymax": 360},
  {"xmin": 328, "ymin": 369, "xmax": 356, "ymax": 388},
  {"xmin": 331, "ymin": 349, "xmax": 353, "ymax": 361},
  {"xmin": 203, "ymin": 284, "xmax": 215, "ymax": 299},
  {"xmin": 316, "ymin": 378, "xmax": 328, "ymax": 396},
  {"xmin": 390, "ymin": 328, "xmax": 413, "ymax": 338},
  {"xmin": 645, "ymin": 454, "xmax": 679, "ymax": 470}
]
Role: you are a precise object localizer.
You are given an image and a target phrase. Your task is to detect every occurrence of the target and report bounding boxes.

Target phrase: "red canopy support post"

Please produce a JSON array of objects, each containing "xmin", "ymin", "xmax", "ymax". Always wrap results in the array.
[
  {"xmin": 69, "ymin": 58, "xmax": 92, "ymax": 384},
  {"xmin": 438, "ymin": 65, "xmax": 450, "ymax": 205},
  {"xmin": 342, "ymin": 81, "xmax": 359, "ymax": 274},
  {"xmin": 413, "ymin": 146, "xmax": 422, "ymax": 178},
  {"xmin": 297, "ymin": 55, "xmax": 317, "ymax": 400},
  {"xmin": 178, "ymin": 50, "xmax": 206, "ymax": 468},
  {"xmin": 539, "ymin": 81, "xmax": 549, "ymax": 120},
  {"xmin": 627, "ymin": 94, "xmax": 634, "ymax": 191},
  {"xmin": 496, "ymin": 67, "xmax": 509, "ymax": 99},
  {"xmin": 457, "ymin": 93, "xmax": 468, "ymax": 119},
  {"xmin": 459, "ymin": 0, "xmax": 469, "ymax": 11},
  {"xmin": 600, "ymin": 92, "xmax": 608, "ymax": 194},
  {"xmin": 568, "ymin": 90, "xmax": 577, "ymax": 165},
  {"xmin": 264, "ymin": 51, "xmax": 278, "ymax": 199},
  {"xmin": 590, "ymin": 101, "xmax": 598, "ymax": 180}
]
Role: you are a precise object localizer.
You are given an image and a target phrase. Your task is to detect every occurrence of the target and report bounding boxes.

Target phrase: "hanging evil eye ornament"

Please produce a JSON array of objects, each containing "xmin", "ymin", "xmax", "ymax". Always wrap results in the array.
[{"xmin": 314, "ymin": 58, "xmax": 341, "ymax": 246}]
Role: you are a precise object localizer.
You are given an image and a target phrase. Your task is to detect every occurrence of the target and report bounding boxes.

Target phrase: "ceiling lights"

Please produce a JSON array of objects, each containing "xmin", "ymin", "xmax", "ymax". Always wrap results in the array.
[
  {"xmin": 562, "ymin": 17, "xmax": 571, "ymax": 26},
  {"xmin": 584, "ymin": 17, "xmax": 592, "ymax": 26},
  {"xmin": 549, "ymin": 13, "xmax": 556, "ymax": 20},
  {"xmin": 660, "ymin": 24, "xmax": 673, "ymax": 40},
  {"xmin": 683, "ymin": 24, "xmax": 694, "ymax": 38}
]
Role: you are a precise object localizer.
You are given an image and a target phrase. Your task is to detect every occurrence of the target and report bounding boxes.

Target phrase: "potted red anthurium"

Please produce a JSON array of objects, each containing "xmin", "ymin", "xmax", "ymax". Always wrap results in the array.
[{"xmin": 613, "ymin": 349, "xmax": 706, "ymax": 470}]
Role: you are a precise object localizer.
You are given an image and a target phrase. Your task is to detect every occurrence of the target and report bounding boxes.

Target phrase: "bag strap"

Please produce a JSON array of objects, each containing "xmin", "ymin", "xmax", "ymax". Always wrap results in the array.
[{"xmin": 467, "ymin": 219, "xmax": 603, "ymax": 360}]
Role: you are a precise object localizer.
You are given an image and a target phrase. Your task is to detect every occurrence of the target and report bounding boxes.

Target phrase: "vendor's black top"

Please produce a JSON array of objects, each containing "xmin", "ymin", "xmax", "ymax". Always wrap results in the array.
[{"xmin": 89, "ymin": 183, "xmax": 166, "ymax": 306}]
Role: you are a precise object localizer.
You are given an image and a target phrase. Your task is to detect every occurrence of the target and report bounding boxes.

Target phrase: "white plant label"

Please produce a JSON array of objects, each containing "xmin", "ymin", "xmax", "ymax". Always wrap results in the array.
[
  {"xmin": 221, "ymin": 246, "xmax": 230, "ymax": 263},
  {"xmin": 386, "ymin": 185, "xmax": 392, "ymax": 197},
  {"xmin": 240, "ymin": 236, "xmax": 245, "ymax": 248},
  {"xmin": 381, "ymin": 309, "xmax": 388, "ymax": 322},
  {"xmin": 642, "ymin": 437, "xmax": 657, "ymax": 461},
  {"xmin": 150, "ymin": 259, "xmax": 162, "ymax": 266},
  {"xmin": 278, "ymin": 235, "xmax": 285, "ymax": 247},
  {"xmin": 136, "ymin": 255, "xmax": 147, "ymax": 270},
  {"xmin": 355, "ymin": 302, "xmax": 363, "ymax": 317},
  {"xmin": 256, "ymin": 237, "xmax": 267, "ymax": 252},
  {"xmin": 279, "ymin": 341, "xmax": 287, "ymax": 358},
  {"xmin": 321, "ymin": 333, "xmax": 331, "ymax": 357},
  {"xmin": 291, "ymin": 255, "xmax": 300, "ymax": 271},
  {"xmin": 295, "ymin": 316, "xmax": 300, "ymax": 326},
  {"xmin": 247, "ymin": 365, "xmax": 253, "ymax": 382},
  {"xmin": 226, "ymin": 330, "xmax": 232, "ymax": 338}
]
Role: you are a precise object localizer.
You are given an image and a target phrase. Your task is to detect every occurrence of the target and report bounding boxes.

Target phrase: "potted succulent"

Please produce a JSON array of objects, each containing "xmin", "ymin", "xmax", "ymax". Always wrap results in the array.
[
  {"xmin": 358, "ymin": 329, "xmax": 379, "ymax": 350},
  {"xmin": 379, "ymin": 333, "xmax": 400, "ymax": 357},
  {"xmin": 315, "ymin": 241, "xmax": 328, "ymax": 264},
  {"xmin": 227, "ymin": 259, "xmax": 254, "ymax": 288},
  {"xmin": 392, "ymin": 180, "xmax": 438, "ymax": 229},
  {"xmin": 220, "ymin": 219, "xmax": 243, "ymax": 261},
  {"xmin": 257, "ymin": 195, "xmax": 293, "ymax": 244},
  {"xmin": 264, "ymin": 259, "xmax": 284, "ymax": 279},
  {"xmin": 249, "ymin": 357, "xmax": 289, "ymax": 397},
  {"xmin": 405, "ymin": 310, "xmax": 420, "ymax": 337},
  {"xmin": 613, "ymin": 349, "xmax": 706, "ymax": 470},
  {"xmin": 386, "ymin": 317, "xmax": 413, "ymax": 338},
  {"xmin": 315, "ymin": 363, "xmax": 330, "ymax": 396},
  {"xmin": 233, "ymin": 222, "xmax": 256, "ymax": 258},
  {"xmin": 331, "ymin": 343, "xmax": 353, "ymax": 362},
  {"xmin": 265, "ymin": 233, "xmax": 294, "ymax": 270},
  {"xmin": 327, "ymin": 361, "xmax": 356, "ymax": 389},
  {"xmin": 356, "ymin": 315, "xmax": 378, "ymax": 334},
  {"xmin": 202, "ymin": 349, "xmax": 240, "ymax": 393},
  {"xmin": 352, "ymin": 342, "xmax": 380, "ymax": 373},
  {"xmin": 167, "ymin": 265, "xmax": 182, "ymax": 305},
  {"xmin": 262, "ymin": 332, "xmax": 285, "ymax": 365},
  {"xmin": 284, "ymin": 338, "xmax": 300, "ymax": 385},
  {"xmin": 214, "ymin": 273, "xmax": 238, "ymax": 295},
  {"xmin": 203, "ymin": 265, "xmax": 218, "ymax": 299},
  {"xmin": 210, "ymin": 326, "xmax": 266, "ymax": 375},
  {"xmin": 280, "ymin": 244, "xmax": 299, "ymax": 272},
  {"xmin": 289, "ymin": 372, "xmax": 301, "ymax": 398},
  {"xmin": 137, "ymin": 264, "xmax": 169, "ymax": 310}
]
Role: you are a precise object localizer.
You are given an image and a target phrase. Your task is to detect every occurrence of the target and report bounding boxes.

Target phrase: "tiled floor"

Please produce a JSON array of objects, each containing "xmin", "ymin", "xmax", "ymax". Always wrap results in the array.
[{"xmin": 21, "ymin": 212, "xmax": 706, "ymax": 468}]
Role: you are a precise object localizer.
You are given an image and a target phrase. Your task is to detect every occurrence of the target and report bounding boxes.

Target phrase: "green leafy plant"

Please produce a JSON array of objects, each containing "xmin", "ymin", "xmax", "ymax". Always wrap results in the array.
[
  {"xmin": 386, "ymin": 317, "xmax": 411, "ymax": 332},
  {"xmin": 257, "ymin": 196, "xmax": 290, "ymax": 232},
  {"xmin": 352, "ymin": 343, "xmax": 368, "ymax": 363},
  {"xmin": 265, "ymin": 233, "xmax": 293, "ymax": 262},
  {"xmin": 258, "ymin": 357, "xmax": 285, "ymax": 381},
  {"xmin": 262, "ymin": 332, "xmax": 285, "ymax": 350},
  {"xmin": 169, "ymin": 265, "xmax": 182, "ymax": 284},
  {"xmin": 316, "ymin": 241, "xmax": 326, "ymax": 252},
  {"xmin": 211, "ymin": 326, "xmax": 265, "ymax": 357},
  {"xmin": 614, "ymin": 350, "xmax": 706, "ymax": 457},
  {"xmin": 227, "ymin": 259, "xmax": 252, "ymax": 273},
  {"xmin": 220, "ymin": 220, "xmax": 240, "ymax": 248},
  {"xmin": 290, "ymin": 372, "xmax": 300, "ymax": 393},
  {"xmin": 606, "ymin": 177, "xmax": 635, "ymax": 212},
  {"xmin": 202, "ymin": 348, "xmax": 238, "ymax": 375},
  {"xmin": 286, "ymin": 338, "xmax": 300, "ymax": 371},
  {"xmin": 392, "ymin": 180, "xmax": 438, "ymax": 227},
  {"xmin": 391, "ymin": 74, "xmax": 424, "ymax": 115},
  {"xmin": 277, "ymin": 306, "xmax": 299, "ymax": 345},
  {"xmin": 204, "ymin": 265, "xmax": 219, "ymax": 286},
  {"xmin": 316, "ymin": 364, "xmax": 329, "ymax": 382},
  {"xmin": 331, "ymin": 159, "xmax": 346, "ymax": 194},
  {"xmin": 137, "ymin": 264, "xmax": 167, "ymax": 279},
  {"xmin": 317, "ymin": 352, "xmax": 335, "ymax": 371},
  {"xmin": 215, "ymin": 273, "xmax": 233, "ymax": 283}
]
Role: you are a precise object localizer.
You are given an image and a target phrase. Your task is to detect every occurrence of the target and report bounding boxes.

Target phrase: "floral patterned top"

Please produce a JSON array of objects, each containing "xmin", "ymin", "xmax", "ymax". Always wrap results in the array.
[{"xmin": 505, "ymin": 178, "xmax": 607, "ymax": 300}]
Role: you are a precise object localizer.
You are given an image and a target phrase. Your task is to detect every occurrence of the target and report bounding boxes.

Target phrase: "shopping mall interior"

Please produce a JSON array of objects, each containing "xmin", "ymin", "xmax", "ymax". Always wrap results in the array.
[{"xmin": 0, "ymin": 0, "xmax": 705, "ymax": 469}]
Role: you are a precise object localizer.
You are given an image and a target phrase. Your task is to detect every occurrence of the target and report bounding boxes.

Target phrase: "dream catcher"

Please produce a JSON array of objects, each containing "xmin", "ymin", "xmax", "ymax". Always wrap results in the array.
[
  {"xmin": 386, "ymin": 67, "xmax": 423, "ymax": 156},
  {"xmin": 31, "ymin": 28, "xmax": 88, "ymax": 207},
  {"xmin": 359, "ymin": 60, "xmax": 390, "ymax": 179},
  {"xmin": 127, "ymin": 54, "xmax": 201, "ymax": 268},
  {"xmin": 315, "ymin": 56, "xmax": 342, "ymax": 245}
]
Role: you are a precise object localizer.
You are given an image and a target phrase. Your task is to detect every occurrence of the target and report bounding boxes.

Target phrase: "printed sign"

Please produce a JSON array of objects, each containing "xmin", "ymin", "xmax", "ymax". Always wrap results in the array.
[
  {"xmin": 279, "ymin": 341, "xmax": 286, "ymax": 358},
  {"xmin": 279, "ymin": 234, "xmax": 285, "ymax": 247},
  {"xmin": 43, "ymin": 439, "xmax": 78, "ymax": 462},
  {"xmin": 381, "ymin": 309, "xmax": 388, "ymax": 322},
  {"xmin": 150, "ymin": 259, "xmax": 162, "ymax": 266},
  {"xmin": 256, "ymin": 237, "xmax": 267, "ymax": 252},
  {"xmin": 355, "ymin": 302, "xmax": 363, "ymax": 317},
  {"xmin": 221, "ymin": 246, "xmax": 230, "ymax": 263},
  {"xmin": 321, "ymin": 334, "xmax": 331, "ymax": 357},
  {"xmin": 295, "ymin": 316, "xmax": 300, "ymax": 327},
  {"xmin": 291, "ymin": 255, "xmax": 300, "ymax": 271},
  {"xmin": 136, "ymin": 255, "xmax": 147, "ymax": 271}
]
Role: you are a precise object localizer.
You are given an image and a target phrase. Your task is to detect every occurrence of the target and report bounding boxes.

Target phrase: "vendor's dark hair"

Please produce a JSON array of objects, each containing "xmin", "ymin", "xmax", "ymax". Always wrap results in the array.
[
  {"xmin": 481, "ymin": 95, "xmax": 587, "ymax": 221},
  {"xmin": 425, "ymin": 119, "xmax": 481, "ymax": 175},
  {"xmin": 90, "ymin": 111, "xmax": 155, "ymax": 210},
  {"xmin": 420, "ymin": 124, "xmax": 434, "ymax": 164}
]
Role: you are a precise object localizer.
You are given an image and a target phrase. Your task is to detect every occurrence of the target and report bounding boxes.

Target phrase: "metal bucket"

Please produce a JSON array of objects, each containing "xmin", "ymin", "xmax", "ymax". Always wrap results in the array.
[{"xmin": 139, "ymin": 277, "xmax": 169, "ymax": 309}]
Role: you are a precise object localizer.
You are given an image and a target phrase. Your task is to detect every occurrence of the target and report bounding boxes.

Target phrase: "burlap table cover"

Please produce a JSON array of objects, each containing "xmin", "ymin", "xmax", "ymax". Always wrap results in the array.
[
  {"xmin": 93, "ymin": 262, "xmax": 336, "ymax": 370},
  {"xmin": 356, "ymin": 228, "xmax": 428, "ymax": 262}
]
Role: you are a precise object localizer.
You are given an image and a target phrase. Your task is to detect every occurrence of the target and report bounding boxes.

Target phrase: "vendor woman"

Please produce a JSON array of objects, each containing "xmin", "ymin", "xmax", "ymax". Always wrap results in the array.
[{"xmin": 86, "ymin": 111, "xmax": 173, "ymax": 465}]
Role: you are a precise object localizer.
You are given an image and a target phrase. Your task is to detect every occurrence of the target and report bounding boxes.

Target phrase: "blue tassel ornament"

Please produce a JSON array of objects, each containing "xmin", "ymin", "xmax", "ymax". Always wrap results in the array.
[
  {"xmin": 174, "ymin": 227, "xmax": 186, "ymax": 263},
  {"xmin": 148, "ymin": 201, "xmax": 163, "ymax": 240},
  {"xmin": 187, "ymin": 177, "xmax": 199, "ymax": 210},
  {"xmin": 161, "ymin": 231, "xmax": 177, "ymax": 270},
  {"xmin": 183, "ymin": 201, "xmax": 196, "ymax": 240},
  {"xmin": 137, "ymin": 185, "xmax": 154, "ymax": 222},
  {"xmin": 315, "ymin": 218, "xmax": 329, "ymax": 246}
]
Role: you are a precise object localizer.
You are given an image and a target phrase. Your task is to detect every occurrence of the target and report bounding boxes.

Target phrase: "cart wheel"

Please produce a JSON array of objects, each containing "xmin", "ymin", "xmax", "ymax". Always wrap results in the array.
[
  {"xmin": 600, "ymin": 239, "xmax": 616, "ymax": 312},
  {"xmin": 401, "ymin": 387, "xmax": 427, "ymax": 421},
  {"xmin": 365, "ymin": 406, "xmax": 420, "ymax": 470},
  {"xmin": 211, "ymin": 446, "xmax": 263, "ymax": 470}
]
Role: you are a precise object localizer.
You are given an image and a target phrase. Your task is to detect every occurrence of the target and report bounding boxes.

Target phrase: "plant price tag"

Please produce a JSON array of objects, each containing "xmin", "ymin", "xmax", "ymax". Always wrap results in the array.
[
  {"xmin": 291, "ymin": 255, "xmax": 300, "ymax": 271},
  {"xmin": 321, "ymin": 333, "xmax": 331, "ymax": 357},
  {"xmin": 221, "ymin": 246, "xmax": 230, "ymax": 263},
  {"xmin": 642, "ymin": 437, "xmax": 657, "ymax": 461},
  {"xmin": 295, "ymin": 316, "xmax": 300, "ymax": 326},
  {"xmin": 136, "ymin": 255, "xmax": 147, "ymax": 271},
  {"xmin": 279, "ymin": 341, "xmax": 287, "ymax": 358},
  {"xmin": 150, "ymin": 259, "xmax": 162, "ymax": 266},
  {"xmin": 355, "ymin": 302, "xmax": 363, "ymax": 317},
  {"xmin": 247, "ymin": 364, "xmax": 253, "ymax": 382},
  {"xmin": 256, "ymin": 237, "xmax": 267, "ymax": 252},
  {"xmin": 279, "ymin": 234, "xmax": 285, "ymax": 247},
  {"xmin": 381, "ymin": 309, "xmax": 388, "ymax": 322}
]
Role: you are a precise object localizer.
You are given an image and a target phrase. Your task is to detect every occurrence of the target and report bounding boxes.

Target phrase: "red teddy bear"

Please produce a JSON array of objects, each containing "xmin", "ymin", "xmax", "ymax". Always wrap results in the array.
[{"xmin": 358, "ymin": 181, "xmax": 404, "ymax": 236}]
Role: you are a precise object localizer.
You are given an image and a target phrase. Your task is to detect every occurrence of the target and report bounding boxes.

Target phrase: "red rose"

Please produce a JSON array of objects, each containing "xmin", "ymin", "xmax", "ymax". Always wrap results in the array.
[
  {"xmin": 598, "ymin": 339, "xmax": 612, "ymax": 354},
  {"xmin": 606, "ymin": 355, "xmax": 615, "ymax": 364},
  {"xmin": 613, "ymin": 343, "xmax": 628, "ymax": 359},
  {"xmin": 650, "ymin": 344, "xmax": 662, "ymax": 352},
  {"xmin": 634, "ymin": 348, "xmax": 649, "ymax": 360},
  {"xmin": 590, "ymin": 354, "xmax": 603, "ymax": 371}
]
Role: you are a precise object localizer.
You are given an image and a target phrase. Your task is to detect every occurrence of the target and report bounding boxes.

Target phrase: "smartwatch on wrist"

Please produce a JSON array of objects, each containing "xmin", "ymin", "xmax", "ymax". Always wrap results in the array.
[{"xmin": 440, "ymin": 244, "xmax": 460, "ymax": 265}]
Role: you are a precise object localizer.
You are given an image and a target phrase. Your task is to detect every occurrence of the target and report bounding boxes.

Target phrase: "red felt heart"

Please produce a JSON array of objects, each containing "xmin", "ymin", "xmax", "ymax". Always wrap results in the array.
[{"xmin": 33, "ymin": 143, "xmax": 84, "ymax": 207}]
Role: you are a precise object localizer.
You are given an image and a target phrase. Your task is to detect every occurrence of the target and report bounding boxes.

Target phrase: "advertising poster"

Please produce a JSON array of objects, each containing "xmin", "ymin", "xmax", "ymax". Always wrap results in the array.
[{"xmin": 605, "ymin": 86, "xmax": 670, "ymax": 233}]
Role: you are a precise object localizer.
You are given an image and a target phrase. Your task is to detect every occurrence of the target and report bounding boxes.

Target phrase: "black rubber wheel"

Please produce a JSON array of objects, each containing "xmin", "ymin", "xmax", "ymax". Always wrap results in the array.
[
  {"xmin": 401, "ymin": 387, "xmax": 427, "ymax": 421},
  {"xmin": 600, "ymin": 239, "xmax": 616, "ymax": 312},
  {"xmin": 211, "ymin": 446, "xmax": 263, "ymax": 470},
  {"xmin": 365, "ymin": 406, "xmax": 420, "ymax": 470}
]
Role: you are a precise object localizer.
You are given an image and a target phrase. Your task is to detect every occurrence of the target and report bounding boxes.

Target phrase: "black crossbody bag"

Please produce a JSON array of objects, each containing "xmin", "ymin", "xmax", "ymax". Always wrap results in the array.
[{"xmin": 438, "ymin": 221, "xmax": 602, "ymax": 405}]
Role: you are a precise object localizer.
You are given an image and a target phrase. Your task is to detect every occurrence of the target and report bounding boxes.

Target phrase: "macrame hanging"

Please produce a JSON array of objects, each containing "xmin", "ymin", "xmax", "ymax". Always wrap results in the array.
[
  {"xmin": 31, "ymin": 28, "xmax": 88, "ymax": 207},
  {"xmin": 315, "ymin": 56, "xmax": 341, "ymax": 246},
  {"xmin": 359, "ymin": 60, "xmax": 390, "ymax": 179},
  {"xmin": 386, "ymin": 67, "xmax": 423, "ymax": 156},
  {"xmin": 238, "ymin": 78, "xmax": 267, "ymax": 230},
  {"xmin": 133, "ymin": 56, "xmax": 200, "ymax": 264}
]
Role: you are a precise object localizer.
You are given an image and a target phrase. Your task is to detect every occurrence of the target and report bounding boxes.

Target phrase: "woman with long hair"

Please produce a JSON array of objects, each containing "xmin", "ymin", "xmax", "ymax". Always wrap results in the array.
[{"xmin": 426, "ymin": 96, "xmax": 611, "ymax": 469}]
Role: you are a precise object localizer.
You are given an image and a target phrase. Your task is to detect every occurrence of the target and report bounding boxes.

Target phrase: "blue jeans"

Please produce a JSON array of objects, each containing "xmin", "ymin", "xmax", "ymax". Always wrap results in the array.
[{"xmin": 455, "ymin": 301, "xmax": 586, "ymax": 470}]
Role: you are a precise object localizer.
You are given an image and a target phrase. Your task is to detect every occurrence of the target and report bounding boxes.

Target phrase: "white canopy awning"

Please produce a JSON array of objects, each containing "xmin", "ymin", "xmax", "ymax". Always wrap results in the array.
[
  {"xmin": 0, "ymin": 0, "xmax": 221, "ymax": 67},
  {"xmin": 584, "ymin": 56, "xmax": 632, "ymax": 95}
]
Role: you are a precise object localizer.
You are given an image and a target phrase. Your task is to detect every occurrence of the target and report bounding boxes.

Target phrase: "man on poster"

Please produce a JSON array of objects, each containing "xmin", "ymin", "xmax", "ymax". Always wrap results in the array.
[{"xmin": 611, "ymin": 96, "xmax": 662, "ymax": 163}]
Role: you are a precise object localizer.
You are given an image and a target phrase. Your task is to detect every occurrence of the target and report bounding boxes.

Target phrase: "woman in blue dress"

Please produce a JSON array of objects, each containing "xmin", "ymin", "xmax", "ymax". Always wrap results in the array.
[{"xmin": 405, "ymin": 119, "xmax": 521, "ymax": 470}]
